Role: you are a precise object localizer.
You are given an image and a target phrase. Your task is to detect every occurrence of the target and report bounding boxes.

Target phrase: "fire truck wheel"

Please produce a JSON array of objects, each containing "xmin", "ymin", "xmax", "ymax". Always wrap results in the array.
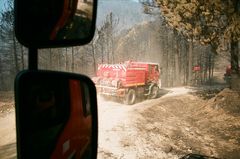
[
  {"xmin": 149, "ymin": 85, "xmax": 159, "ymax": 99},
  {"xmin": 124, "ymin": 89, "xmax": 136, "ymax": 105}
]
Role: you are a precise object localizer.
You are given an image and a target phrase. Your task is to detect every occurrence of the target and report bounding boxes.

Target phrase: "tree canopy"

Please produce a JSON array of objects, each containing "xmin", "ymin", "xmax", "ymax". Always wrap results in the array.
[{"xmin": 153, "ymin": 0, "xmax": 240, "ymax": 51}]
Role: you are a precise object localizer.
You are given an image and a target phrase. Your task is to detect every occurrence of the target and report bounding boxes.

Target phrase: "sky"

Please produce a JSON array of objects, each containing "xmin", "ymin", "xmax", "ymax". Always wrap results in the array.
[
  {"xmin": 97, "ymin": 0, "xmax": 153, "ymax": 31},
  {"xmin": 0, "ymin": 0, "xmax": 7, "ymax": 12}
]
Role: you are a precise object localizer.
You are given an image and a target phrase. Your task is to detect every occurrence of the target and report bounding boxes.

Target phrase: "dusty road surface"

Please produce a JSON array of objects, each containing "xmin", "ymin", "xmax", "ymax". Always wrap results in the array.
[
  {"xmin": 0, "ymin": 87, "xmax": 240, "ymax": 159},
  {"xmin": 0, "ymin": 111, "xmax": 16, "ymax": 159},
  {"xmin": 0, "ymin": 92, "xmax": 16, "ymax": 159},
  {"xmin": 97, "ymin": 87, "xmax": 240, "ymax": 159}
]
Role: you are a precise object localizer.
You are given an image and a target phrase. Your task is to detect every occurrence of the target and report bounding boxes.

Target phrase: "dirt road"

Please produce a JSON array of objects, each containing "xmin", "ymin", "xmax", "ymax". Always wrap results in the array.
[
  {"xmin": 0, "ymin": 92, "xmax": 16, "ymax": 159},
  {"xmin": 0, "ymin": 87, "xmax": 240, "ymax": 159},
  {"xmin": 0, "ymin": 111, "xmax": 16, "ymax": 159},
  {"xmin": 97, "ymin": 87, "xmax": 240, "ymax": 159}
]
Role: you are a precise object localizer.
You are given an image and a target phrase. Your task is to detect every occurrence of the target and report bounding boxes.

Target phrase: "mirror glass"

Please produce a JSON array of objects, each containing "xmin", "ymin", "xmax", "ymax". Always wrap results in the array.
[
  {"xmin": 15, "ymin": 0, "xmax": 97, "ymax": 47},
  {"xmin": 15, "ymin": 71, "xmax": 97, "ymax": 159}
]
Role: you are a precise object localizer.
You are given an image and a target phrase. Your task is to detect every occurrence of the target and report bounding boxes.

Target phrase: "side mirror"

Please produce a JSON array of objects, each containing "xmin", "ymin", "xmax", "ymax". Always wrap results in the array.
[
  {"xmin": 14, "ymin": 0, "xmax": 97, "ymax": 48},
  {"xmin": 15, "ymin": 70, "xmax": 98, "ymax": 159}
]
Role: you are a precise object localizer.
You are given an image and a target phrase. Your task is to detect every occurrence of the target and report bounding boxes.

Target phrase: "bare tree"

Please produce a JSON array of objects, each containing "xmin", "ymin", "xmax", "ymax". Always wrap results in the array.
[{"xmin": 0, "ymin": 0, "xmax": 27, "ymax": 90}]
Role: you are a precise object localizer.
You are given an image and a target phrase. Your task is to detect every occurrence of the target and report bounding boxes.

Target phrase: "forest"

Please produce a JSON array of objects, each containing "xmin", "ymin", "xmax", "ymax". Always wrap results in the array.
[{"xmin": 0, "ymin": 0, "xmax": 239, "ymax": 91}]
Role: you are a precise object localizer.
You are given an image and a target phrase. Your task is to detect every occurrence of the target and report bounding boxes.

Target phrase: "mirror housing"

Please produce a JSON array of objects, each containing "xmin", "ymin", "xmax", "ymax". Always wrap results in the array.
[
  {"xmin": 14, "ymin": 0, "xmax": 97, "ymax": 48},
  {"xmin": 15, "ymin": 70, "xmax": 98, "ymax": 159}
]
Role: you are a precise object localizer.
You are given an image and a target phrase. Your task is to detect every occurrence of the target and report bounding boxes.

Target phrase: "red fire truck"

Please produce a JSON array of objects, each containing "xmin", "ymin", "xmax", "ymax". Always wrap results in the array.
[{"xmin": 92, "ymin": 61, "xmax": 161, "ymax": 105}]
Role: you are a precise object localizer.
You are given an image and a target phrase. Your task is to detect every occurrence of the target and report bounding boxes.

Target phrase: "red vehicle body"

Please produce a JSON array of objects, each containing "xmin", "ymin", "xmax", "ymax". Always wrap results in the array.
[
  {"xmin": 92, "ymin": 61, "xmax": 161, "ymax": 104},
  {"xmin": 224, "ymin": 65, "xmax": 240, "ymax": 84},
  {"xmin": 225, "ymin": 65, "xmax": 232, "ymax": 77},
  {"xmin": 51, "ymin": 80, "xmax": 91, "ymax": 159},
  {"xmin": 50, "ymin": 0, "xmax": 78, "ymax": 40}
]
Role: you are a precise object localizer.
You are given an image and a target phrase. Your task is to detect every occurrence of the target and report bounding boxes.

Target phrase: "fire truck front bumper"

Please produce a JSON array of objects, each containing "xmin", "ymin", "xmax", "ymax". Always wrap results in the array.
[{"xmin": 95, "ymin": 85, "xmax": 125, "ymax": 97}]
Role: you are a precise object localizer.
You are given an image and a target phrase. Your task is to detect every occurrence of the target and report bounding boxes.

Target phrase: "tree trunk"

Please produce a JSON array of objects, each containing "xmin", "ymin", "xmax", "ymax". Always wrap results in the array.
[
  {"xmin": 230, "ymin": 40, "xmax": 240, "ymax": 90},
  {"xmin": 57, "ymin": 49, "xmax": 60, "ymax": 70},
  {"xmin": 65, "ymin": 48, "xmax": 69, "ymax": 71},
  {"xmin": 199, "ymin": 53, "xmax": 203, "ymax": 84},
  {"xmin": 71, "ymin": 47, "xmax": 75, "ymax": 72},
  {"xmin": 91, "ymin": 42, "xmax": 97, "ymax": 75},
  {"xmin": 231, "ymin": 41, "xmax": 239, "ymax": 74},
  {"xmin": 211, "ymin": 58, "xmax": 214, "ymax": 79},
  {"xmin": 174, "ymin": 33, "xmax": 180, "ymax": 86},
  {"xmin": 49, "ymin": 49, "xmax": 52, "ymax": 69},
  {"xmin": 208, "ymin": 51, "xmax": 212, "ymax": 84},
  {"xmin": 183, "ymin": 40, "xmax": 188, "ymax": 85},
  {"xmin": 165, "ymin": 34, "xmax": 169, "ymax": 87},
  {"xmin": 101, "ymin": 43, "xmax": 104, "ymax": 63},
  {"xmin": 13, "ymin": 36, "xmax": 19, "ymax": 73},
  {"xmin": 20, "ymin": 45, "xmax": 25, "ymax": 69},
  {"xmin": 107, "ymin": 44, "xmax": 109, "ymax": 63},
  {"xmin": 187, "ymin": 39, "xmax": 193, "ymax": 85}
]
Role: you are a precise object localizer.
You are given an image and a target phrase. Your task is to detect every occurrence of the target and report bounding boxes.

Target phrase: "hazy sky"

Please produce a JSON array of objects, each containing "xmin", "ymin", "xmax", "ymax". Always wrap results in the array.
[
  {"xmin": 97, "ymin": 0, "xmax": 153, "ymax": 31},
  {"xmin": 0, "ymin": 0, "xmax": 6, "ymax": 12},
  {"xmin": 1, "ymin": 0, "xmax": 9, "ymax": 9}
]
